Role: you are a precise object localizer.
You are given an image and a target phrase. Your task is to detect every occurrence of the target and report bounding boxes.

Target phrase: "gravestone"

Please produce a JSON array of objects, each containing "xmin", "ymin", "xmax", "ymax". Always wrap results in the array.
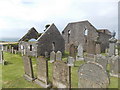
[
  {"xmin": 50, "ymin": 51, "xmax": 56, "ymax": 63},
  {"xmin": 76, "ymin": 44, "xmax": 84, "ymax": 61},
  {"xmin": 67, "ymin": 56, "xmax": 75, "ymax": 66},
  {"xmin": 11, "ymin": 47, "xmax": 14, "ymax": 54},
  {"xmin": 115, "ymin": 49, "xmax": 118, "ymax": 55},
  {"xmin": 95, "ymin": 43, "xmax": 101, "ymax": 54},
  {"xmin": 69, "ymin": 44, "xmax": 76, "ymax": 58},
  {"xmin": 0, "ymin": 45, "xmax": 4, "ymax": 65},
  {"xmin": 94, "ymin": 54, "xmax": 108, "ymax": 69},
  {"xmin": 109, "ymin": 37, "xmax": 117, "ymax": 56},
  {"xmin": 34, "ymin": 56, "xmax": 51, "ymax": 88},
  {"xmin": 22, "ymin": 56, "xmax": 35, "ymax": 81},
  {"xmin": 78, "ymin": 61, "xmax": 109, "ymax": 88},
  {"xmin": 53, "ymin": 60, "xmax": 71, "ymax": 88},
  {"xmin": 56, "ymin": 51, "xmax": 62, "ymax": 61},
  {"xmin": 14, "ymin": 50, "xmax": 17, "ymax": 54},
  {"xmin": 110, "ymin": 55, "xmax": 120, "ymax": 78},
  {"xmin": 45, "ymin": 51, "xmax": 49, "ymax": 58},
  {"xmin": 84, "ymin": 54, "xmax": 95, "ymax": 62}
]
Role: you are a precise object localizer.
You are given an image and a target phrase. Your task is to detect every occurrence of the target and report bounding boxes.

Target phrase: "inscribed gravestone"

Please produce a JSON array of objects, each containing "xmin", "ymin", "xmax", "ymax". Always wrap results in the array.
[
  {"xmin": 76, "ymin": 44, "xmax": 84, "ymax": 61},
  {"xmin": 109, "ymin": 37, "xmax": 117, "ymax": 56},
  {"xmin": 78, "ymin": 61, "xmax": 109, "ymax": 88},
  {"xmin": 53, "ymin": 60, "xmax": 71, "ymax": 88},
  {"xmin": 56, "ymin": 51, "xmax": 62, "ymax": 61},
  {"xmin": 69, "ymin": 44, "xmax": 76, "ymax": 58},
  {"xmin": 35, "ymin": 56, "xmax": 51, "ymax": 88},
  {"xmin": 50, "ymin": 51, "xmax": 56, "ymax": 63},
  {"xmin": 67, "ymin": 56, "xmax": 74, "ymax": 66},
  {"xmin": 22, "ymin": 56, "xmax": 35, "ymax": 81},
  {"xmin": 110, "ymin": 55, "xmax": 120, "ymax": 78},
  {"xmin": 45, "ymin": 51, "xmax": 49, "ymax": 58},
  {"xmin": 95, "ymin": 54, "xmax": 108, "ymax": 69}
]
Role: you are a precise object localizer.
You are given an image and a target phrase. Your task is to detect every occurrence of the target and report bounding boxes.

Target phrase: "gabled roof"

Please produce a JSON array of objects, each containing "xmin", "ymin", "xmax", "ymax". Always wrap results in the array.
[
  {"xmin": 19, "ymin": 27, "xmax": 39, "ymax": 41},
  {"xmin": 63, "ymin": 20, "xmax": 97, "ymax": 32},
  {"xmin": 37, "ymin": 23, "xmax": 63, "ymax": 41},
  {"xmin": 97, "ymin": 29, "xmax": 111, "ymax": 35}
]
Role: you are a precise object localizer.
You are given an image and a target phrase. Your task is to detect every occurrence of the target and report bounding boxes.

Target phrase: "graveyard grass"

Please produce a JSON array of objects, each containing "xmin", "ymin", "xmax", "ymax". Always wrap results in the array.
[{"xmin": 2, "ymin": 52, "xmax": 119, "ymax": 88}]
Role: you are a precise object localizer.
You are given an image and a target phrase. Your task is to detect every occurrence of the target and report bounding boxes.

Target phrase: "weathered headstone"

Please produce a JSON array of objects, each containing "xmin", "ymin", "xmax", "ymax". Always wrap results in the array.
[
  {"xmin": 94, "ymin": 54, "xmax": 108, "ymax": 69},
  {"xmin": 84, "ymin": 54, "xmax": 95, "ymax": 62},
  {"xmin": 95, "ymin": 43, "xmax": 101, "ymax": 54},
  {"xmin": 115, "ymin": 48, "xmax": 118, "ymax": 55},
  {"xmin": 22, "ymin": 56, "xmax": 35, "ymax": 81},
  {"xmin": 50, "ymin": 51, "xmax": 56, "ymax": 63},
  {"xmin": 69, "ymin": 44, "xmax": 76, "ymax": 58},
  {"xmin": 53, "ymin": 60, "xmax": 71, "ymax": 88},
  {"xmin": 11, "ymin": 47, "xmax": 14, "ymax": 54},
  {"xmin": 56, "ymin": 51, "xmax": 62, "ymax": 61},
  {"xmin": 67, "ymin": 56, "xmax": 75, "ymax": 66},
  {"xmin": 78, "ymin": 61, "xmax": 109, "ymax": 88},
  {"xmin": 34, "ymin": 56, "xmax": 51, "ymax": 88},
  {"xmin": 109, "ymin": 37, "xmax": 117, "ymax": 56},
  {"xmin": 76, "ymin": 44, "xmax": 84, "ymax": 61},
  {"xmin": 45, "ymin": 51, "xmax": 49, "ymax": 58},
  {"xmin": 14, "ymin": 50, "xmax": 17, "ymax": 54},
  {"xmin": 110, "ymin": 55, "xmax": 120, "ymax": 78},
  {"xmin": 0, "ymin": 45, "xmax": 4, "ymax": 65}
]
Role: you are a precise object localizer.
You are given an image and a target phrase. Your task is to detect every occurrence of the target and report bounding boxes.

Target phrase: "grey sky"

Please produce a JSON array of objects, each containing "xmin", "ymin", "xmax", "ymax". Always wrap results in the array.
[{"xmin": 0, "ymin": 0, "xmax": 119, "ymax": 39}]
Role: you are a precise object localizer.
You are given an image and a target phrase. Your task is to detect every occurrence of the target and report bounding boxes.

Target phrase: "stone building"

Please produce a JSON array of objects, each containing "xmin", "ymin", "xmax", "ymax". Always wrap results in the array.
[
  {"xmin": 62, "ymin": 20, "xmax": 112, "ymax": 54},
  {"xmin": 19, "ymin": 23, "xmax": 65, "ymax": 57},
  {"xmin": 37, "ymin": 23, "xmax": 65, "ymax": 56},
  {"xmin": 97, "ymin": 29, "xmax": 112, "ymax": 53}
]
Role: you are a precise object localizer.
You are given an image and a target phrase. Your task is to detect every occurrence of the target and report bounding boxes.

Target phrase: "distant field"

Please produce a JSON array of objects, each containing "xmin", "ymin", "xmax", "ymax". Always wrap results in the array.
[{"xmin": 2, "ymin": 52, "xmax": 119, "ymax": 89}]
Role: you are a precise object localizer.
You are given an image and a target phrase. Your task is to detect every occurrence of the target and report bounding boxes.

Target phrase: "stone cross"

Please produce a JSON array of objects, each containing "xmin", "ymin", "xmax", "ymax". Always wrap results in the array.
[
  {"xmin": 56, "ymin": 51, "xmax": 62, "ymax": 61},
  {"xmin": 50, "ymin": 51, "xmax": 56, "ymax": 63}
]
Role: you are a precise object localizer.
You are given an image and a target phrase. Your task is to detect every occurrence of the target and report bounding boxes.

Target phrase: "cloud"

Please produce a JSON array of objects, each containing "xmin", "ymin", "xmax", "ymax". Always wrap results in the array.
[{"xmin": 0, "ymin": 0, "xmax": 119, "ymax": 38}]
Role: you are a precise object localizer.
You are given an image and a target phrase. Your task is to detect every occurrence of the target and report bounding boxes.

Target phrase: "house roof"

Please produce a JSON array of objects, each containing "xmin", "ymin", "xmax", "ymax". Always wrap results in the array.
[
  {"xmin": 97, "ymin": 29, "xmax": 111, "ymax": 35},
  {"xmin": 19, "ymin": 27, "xmax": 39, "ymax": 41},
  {"xmin": 63, "ymin": 20, "xmax": 98, "ymax": 32}
]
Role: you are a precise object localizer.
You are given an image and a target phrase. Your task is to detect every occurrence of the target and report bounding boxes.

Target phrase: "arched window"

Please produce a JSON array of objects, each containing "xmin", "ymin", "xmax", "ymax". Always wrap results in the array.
[
  {"xmin": 84, "ymin": 28, "xmax": 88, "ymax": 36},
  {"xmin": 68, "ymin": 30, "xmax": 71, "ymax": 43},
  {"xmin": 30, "ymin": 45, "xmax": 32, "ymax": 51}
]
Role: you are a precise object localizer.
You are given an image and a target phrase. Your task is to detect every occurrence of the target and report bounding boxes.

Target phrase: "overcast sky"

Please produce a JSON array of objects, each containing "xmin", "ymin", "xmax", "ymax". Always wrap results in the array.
[{"xmin": 0, "ymin": 0, "xmax": 119, "ymax": 39}]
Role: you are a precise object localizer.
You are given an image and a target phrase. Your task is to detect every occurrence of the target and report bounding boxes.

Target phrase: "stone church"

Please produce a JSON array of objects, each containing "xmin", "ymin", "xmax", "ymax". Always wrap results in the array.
[
  {"xmin": 62, "ymin": 20, "xmax": 111, "ymax": 54},
  {"xmin": 19, "ymin": 23, "xmax": 65, "ymax": 57}
]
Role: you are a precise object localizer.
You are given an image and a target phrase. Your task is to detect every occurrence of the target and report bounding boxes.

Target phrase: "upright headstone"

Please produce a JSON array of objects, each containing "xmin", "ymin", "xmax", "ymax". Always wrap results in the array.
[
  {"xmin": 50, "ymin": 51, "xmax": 56, "ymax": 63},
  {"xmin": 84, "ymin": 54, "xmax": 95, "ymax": 62},
  {"xmin": 69, "ymin": 44, "xmax": 76, "ymax": 58},
  {"xmin": 115, "ymin": 48, "xmax": 118, "ymax": 55},
  {"xmin": 56, "ymin": 51, "xmax": 62, "ymax": 61},
  {"xmin": 53, "ymin": 60, "xmax": 71, "ymax": 88},
  {"xmin": 22, "ymin": 56, "xmax": 35, "ymax": 81},
  {"xmin": 94, "ymin": 54, "xmax": 108, "ymax": 69},
  {"xmin": 109, "ymin": 36, "xmax": 117, "ymax": 56},
  {"xmin": 5, "ymin": 46, "xmax": 8, "ymax": 52},
  {"xmin": 45, "ymin": 51, "xmax": 49, "ymax": 58},
  {"xmin": 11, "ymin": 47, "xmax": 14, "ymax": 54},
  {"xmin": 76, "ymin": 44, "xmax": 84, "ymax": 61},
  {"xmin": 78, "ymin": 61, "xmax": 109, "ymax": 88},
  {"xmin": 34, "ymin": 56, "xmax": 51, "ymax": 88},
  {"xmin": 14, "ymin": 50, "xmax": 17, "ymax": 54},
  {"xmin": 0, "ymin": 45, "xmax": 4, "ymax": 65},
  {"xmin": 110, "ymin": 55, "xmax": 120, "ymax": 78},
  {"xmin": 67, "ymin": 56, "xmax": 75, "ymax": 66}
]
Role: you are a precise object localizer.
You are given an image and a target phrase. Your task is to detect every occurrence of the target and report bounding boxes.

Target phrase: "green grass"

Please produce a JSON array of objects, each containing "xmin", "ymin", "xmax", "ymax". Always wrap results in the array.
[
  {"xmin": 2, "ymin": 52, "xmax": 119, "ymax": 88},
  {"xmin": 0, "ymin": 64, "xmax": 2, "ymax": 89}
]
